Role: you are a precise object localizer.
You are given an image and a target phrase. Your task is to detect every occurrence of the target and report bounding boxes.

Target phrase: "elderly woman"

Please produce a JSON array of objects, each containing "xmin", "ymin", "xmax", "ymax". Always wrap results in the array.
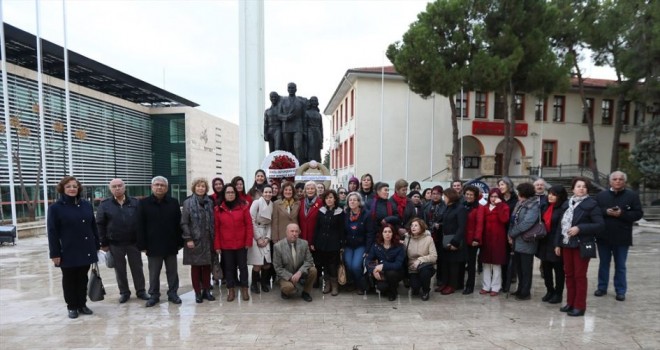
[
  {"xmin": 248, "ymin": 184, "xmax": 274, "ymax": 294},
  {"xmin": 314, "ymin": 189, "xmax": 345, "ymax": 296},
  {"xmin": 536, "ymin": 185, "xmax": 568, "ymax": 304},
  {"xmin": 404, "ymin": 218, "xmax": 437, "ymax": 301},
  {"xmin": 299, "ymin": 181, "xmax": 323, "ymax": 286},
  {"xmin": 48, "ymin": 176, "xmax": 100, "ymax": 319},
  {"xmin": 480, "ymin": 188, "xmax": 510, "ymax": 296},
  {"xmin": 507, "ymin": 182, "xmax": 541, "ymax": 301},
  {"xmin": 181, "ymin": 178, "xmax": 216, "ymax": 303},
  {"xmin": 555, "ymin": 177, "xmax": 604, "ymax": 317},
  {"xmin": 439, "ymin": 188, "xmax": 467, "ymax": 295},
  {"xmin": 366, "ymin": 224, "xmax": 405, "ymax": 301},
  {"xmin": 344, "ymin": 192, "xmax": 374, "ymax": 294},
  {"xmin": 463, "ymin": 185, "xmax": 484, "ymax": 295},
  {"xmin": 214, "ymin": 184, "xmax": 254, "ymax": 302}
]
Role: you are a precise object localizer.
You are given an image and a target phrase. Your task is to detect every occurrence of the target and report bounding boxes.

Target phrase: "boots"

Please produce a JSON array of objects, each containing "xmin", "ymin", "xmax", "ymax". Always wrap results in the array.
[
  {"xmin": 322, "ymin": 278, "xmax": 332, "ymax": 294},
  {"xmin": 241, "ymin": 287, "xmax": 250, "ymax": 301},
  {"xmin": 227, "ymin": 288, "xmax": 236, "ymax": 302},
  {"xmin": 202, "ymin": 289, "xmax": 215, "ymax": 301},
  {"xmin": 549, "ymin": 289, "xmax": 563, "ymax": 304},
  {"xmin": 251, "ymin": 271, "xmax": 261, "ymax": 294},
  {"xmin": 260, "ymin": 270, "xmax": 271, "ymax": 292},
  {"xmin": 195, "ymin": 292, "xmax": 203, "ymax": 303},
  {"xmin": 542, "ymin": 288, "xmax": 554, "ymax": 302},
  {"xmin": 330, "ymin": 278, "xmax": 339, "ymax": 296}
]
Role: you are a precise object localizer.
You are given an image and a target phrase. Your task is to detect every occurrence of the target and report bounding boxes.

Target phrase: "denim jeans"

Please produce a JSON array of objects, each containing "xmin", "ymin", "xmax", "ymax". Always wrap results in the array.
[
  {"xmin": 597, "ymin": 242, "xmax": 629, "ymax": 295},
  {"xmin": 344, "ymin": 246, "xmax": 366, "ymax": 289}
]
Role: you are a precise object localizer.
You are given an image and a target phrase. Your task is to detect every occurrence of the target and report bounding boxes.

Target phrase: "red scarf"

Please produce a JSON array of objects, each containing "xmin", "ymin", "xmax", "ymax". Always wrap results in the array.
[
  {"xmin": 543, "ymin": 205, "xmax": 553, "ymax": 233},
  {"xmin": 391, "ymin": 193, "xmax": 408, "ymax": 219}
]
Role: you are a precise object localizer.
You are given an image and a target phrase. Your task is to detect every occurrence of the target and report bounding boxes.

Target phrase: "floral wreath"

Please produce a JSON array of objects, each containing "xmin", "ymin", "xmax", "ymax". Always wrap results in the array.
[{"xmin": 262, "ymin": 151, "xmax": 299, "ymax": 184}]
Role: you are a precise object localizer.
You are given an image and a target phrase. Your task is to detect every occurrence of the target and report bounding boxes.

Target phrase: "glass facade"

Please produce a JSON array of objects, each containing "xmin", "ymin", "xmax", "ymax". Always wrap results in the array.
[
  {"xmin": 151, "ymin": 114, "xmax": 187, "ymax": 203},
  {"xmin": 1, "ymin": 73, "xmax": 153, "ymax": 220}
]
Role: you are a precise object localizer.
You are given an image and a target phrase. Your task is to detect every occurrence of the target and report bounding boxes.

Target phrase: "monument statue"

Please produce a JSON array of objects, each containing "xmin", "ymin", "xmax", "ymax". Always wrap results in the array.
[
  {"xmin": 279, "ymin": 82, "xmax": 307, "ymax": 162},
  {"xmin": 305, "ymin": 96, "xmax": 323, "ymax": 163},
  {"xmin": 264, "ymin": 91, "xmax": 283, "ymax": 153}
]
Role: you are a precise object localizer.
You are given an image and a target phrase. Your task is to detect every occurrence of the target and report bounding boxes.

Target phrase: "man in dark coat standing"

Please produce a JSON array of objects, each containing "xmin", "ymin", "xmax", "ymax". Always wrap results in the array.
[
  {"xmin": 137, "ymin": 176, "xmax": 183, "ymax": 307},
  {"xmin": 594, "ymin": 171, "xmax": 643, "ymax": 302}
]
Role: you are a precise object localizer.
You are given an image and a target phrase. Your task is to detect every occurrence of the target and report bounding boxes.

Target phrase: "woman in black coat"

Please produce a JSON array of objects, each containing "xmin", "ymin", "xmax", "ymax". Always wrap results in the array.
[
  {"xmin": 438, "ymin": 188, "xmax": 467, "ymax": 295},
  {"xmin": 47, "ymin": 176, "xmax": 100, "ymax": 319},
  {"xmin": 536, "ymin": 185, "xmax": 568, "ymax": 304},
  {"xmin": 314, "ymin": 189, "xmax": 346, "ymax": 296},
  {"xmin": 555, "ymin": 177, "xmax": 605, "ymax": 317}
]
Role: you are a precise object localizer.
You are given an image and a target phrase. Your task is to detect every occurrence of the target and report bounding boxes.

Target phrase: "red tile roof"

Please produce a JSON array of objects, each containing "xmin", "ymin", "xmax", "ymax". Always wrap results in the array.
[{"xmin": 350, "ymin": 66, "xmax": 617, "ymax": 89}]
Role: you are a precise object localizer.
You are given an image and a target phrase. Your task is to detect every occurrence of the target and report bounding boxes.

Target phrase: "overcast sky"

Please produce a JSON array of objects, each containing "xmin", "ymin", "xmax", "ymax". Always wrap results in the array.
[{"xmin": 4, "ymin": 0, "xmax": 615, "ymax": 133}]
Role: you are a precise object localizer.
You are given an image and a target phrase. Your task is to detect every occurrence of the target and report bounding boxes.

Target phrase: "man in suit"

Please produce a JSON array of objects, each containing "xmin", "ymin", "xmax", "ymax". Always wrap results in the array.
[{"xmin": 273, "ymin": 223, "xmax": 317, "ymax": 302}]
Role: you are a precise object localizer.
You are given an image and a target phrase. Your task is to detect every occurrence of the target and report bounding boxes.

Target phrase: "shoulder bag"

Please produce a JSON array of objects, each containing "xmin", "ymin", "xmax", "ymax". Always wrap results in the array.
[
  {"xmin": 87, "ymin": 263, "xmax": 106, "ymax": 302},
  {"xmin": 521, "ymin": 206, "xmax": 547, "ymax": 242}
]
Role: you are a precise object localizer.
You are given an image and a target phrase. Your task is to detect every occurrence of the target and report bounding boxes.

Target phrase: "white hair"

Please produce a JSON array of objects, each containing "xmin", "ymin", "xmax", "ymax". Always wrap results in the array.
[
  {"xmin": 610, "ymin": 171, "xmax": 627, "ymax": 182},
  {"xmin": 151, "ymin": 176, "xmax": 169, "ymax": 185}
]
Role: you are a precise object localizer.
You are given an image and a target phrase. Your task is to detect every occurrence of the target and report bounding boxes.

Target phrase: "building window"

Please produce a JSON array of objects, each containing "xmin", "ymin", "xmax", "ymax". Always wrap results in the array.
[
  {"xmin": 579, "ymin": 142, "xmax": 592, "ymax": 168},
  {"xmin": 494, "ymin": 93, "xmax": 506, "ymax": 119},
  {"xmin": 349, "ymin": 135, "xmax": 354, "ymax": 165},
  {"xmin": 621, "ymin": 101, "xmax": 630, "ymax": 125},
  {"xmin": 339, "ymin": 105, "xmax": 344, "ymax": 128},
  {"xmin": 170, "ymin": 152, "xmax": 185, "ymax": 176},
  {"xmin": 582, "ymin": 98, "xmax": 594, "ymax": 124},
  {"xmin": 535, "ymin": 98, "xmax": 546, "ymax": 121},
  {"xmin": 169, "ymin": 119, "xmax": 185, "ymax": 143},
  {"xmin": 475, "ymin": 91, "xmax": 487, "ymax": 118},
  {"xmin": 514, "ymin": 94, "xmax": 524, "ymax": 120},
  {"xmin": 542, "ymin": 140, "xmax": 557, "ymax": 167},
  {"xmin": 602, "ymin": 99, "xmax": 613, "ymax": 125},
  {"xmin": 463, "ymin": 157, "xmax": 480, "ymax": 169},
  {"xmin": 455, "ymin": 92, "xmax": 468, "ymax": 118},
  {"xmin": 552, "ymin": 96, "xmax": 565, "ymax": 122},
  {"xmin": 633, "ymin": 103, "xmax": 644, "ymax": 126},
  {"xmin": 350, "ymin": 90, "xmax": 355, "ymax": 118},
  {"xmin": 344, "ymin": 98, "xmax": 349, "ymax": 124}
]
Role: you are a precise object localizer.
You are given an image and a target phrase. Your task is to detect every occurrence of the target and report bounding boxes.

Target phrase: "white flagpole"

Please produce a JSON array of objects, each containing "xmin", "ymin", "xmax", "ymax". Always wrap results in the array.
[
  {"xmin": 63, "ymin": 0, "xmax": 73, "ymax": 175},
  {"xmin": 0, "ymin": 7, "xmax": 19, "ymax": 227},
  {"xmin": 36, "ymin": 0, "xmax": 49, "ymax": 220},
  {"xmin": 431, "ymin": 94, "xmax": 435, "ymax": 180},
  {"xmin": 379, "ymin": 61, "xmax": 384, "ymax": 180},
  {"xmin": 405, "ymin": 88, "xmax": 410, "ymax": 179},
  {"xmin": 539, "ymin": 99, "xmax": 544, "ymax": 177},
  {"xmin": 460, "ymin": 88, "xmax": 464, "ymax": 180}
]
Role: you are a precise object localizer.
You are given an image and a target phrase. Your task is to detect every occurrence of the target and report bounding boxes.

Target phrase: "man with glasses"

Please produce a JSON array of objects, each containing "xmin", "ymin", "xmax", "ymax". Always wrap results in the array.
[
  {"xmin": 594, "ymin": 171, "xmax": 643, "ymax": 302},
  {"xmin": 97, "ymin": 179, "xmax": 149, "ymax": 303},
  {"xmin": 137, "ymin": 176, "xmax": 183, "ymax": 307}
]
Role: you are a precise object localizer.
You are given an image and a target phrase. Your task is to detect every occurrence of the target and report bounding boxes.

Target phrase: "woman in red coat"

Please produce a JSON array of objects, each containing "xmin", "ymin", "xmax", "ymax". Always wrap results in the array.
[
  {"xmin": 298, "ymin": 181, "xmax": 323, "ymax": 285},
  {"xmin": 462, "ymin": 185, "xmax": 485, "ymax": 295},
  {"xmin": 214, "ymin": 184, "xmax": 254, "ymax": 302},
  {"xmin": 479, "ymin": 188, "xmax": 510, "ymax": 296}
]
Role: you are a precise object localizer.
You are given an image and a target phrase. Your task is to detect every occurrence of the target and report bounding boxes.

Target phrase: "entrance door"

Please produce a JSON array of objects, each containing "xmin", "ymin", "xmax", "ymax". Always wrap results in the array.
[{"xmin": 495, "ymin": 153, "xmax": 503, "ymax": 175}]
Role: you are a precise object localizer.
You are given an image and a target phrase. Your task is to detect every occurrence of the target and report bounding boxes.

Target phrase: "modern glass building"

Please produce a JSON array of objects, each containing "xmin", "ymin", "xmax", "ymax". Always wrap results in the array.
[{"xmin": 1, "ymin": 23, "xmax": 239, "ymax": 222}]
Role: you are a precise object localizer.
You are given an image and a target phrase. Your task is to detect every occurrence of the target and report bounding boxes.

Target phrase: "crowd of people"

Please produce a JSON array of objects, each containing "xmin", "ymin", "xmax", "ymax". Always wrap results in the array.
[{"xmin": 46, "ymin": 170, "xmax": 643, "ymax": 319}]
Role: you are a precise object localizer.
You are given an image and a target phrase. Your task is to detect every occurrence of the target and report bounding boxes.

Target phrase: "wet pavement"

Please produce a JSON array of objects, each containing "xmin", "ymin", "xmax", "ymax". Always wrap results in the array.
[{"xmin": 0, "ymin": 227, "xmax": 659, "ymax": 349}]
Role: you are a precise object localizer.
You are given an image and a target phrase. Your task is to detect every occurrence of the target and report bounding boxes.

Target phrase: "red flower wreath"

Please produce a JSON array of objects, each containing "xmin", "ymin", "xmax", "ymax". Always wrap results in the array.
[{"xmin": 269, "ymin": 155, "xmax": 296, "ymax": 183}]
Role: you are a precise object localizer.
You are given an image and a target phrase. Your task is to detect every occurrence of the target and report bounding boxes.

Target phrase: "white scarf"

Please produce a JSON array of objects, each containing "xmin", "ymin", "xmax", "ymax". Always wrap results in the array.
[
  {"xmin": 561, "ymin": 195, "xmax": 587, "ymax": 244},
  {"xmin": 257, "ymin": 197, "xmax": 273, "ymax": 222}
]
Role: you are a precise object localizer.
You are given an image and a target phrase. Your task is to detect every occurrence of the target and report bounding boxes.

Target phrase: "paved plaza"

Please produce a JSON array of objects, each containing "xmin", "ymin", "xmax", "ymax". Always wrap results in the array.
[{"xmin": 0, "ymin": 227, "xmax": 658, "ymax": 349}]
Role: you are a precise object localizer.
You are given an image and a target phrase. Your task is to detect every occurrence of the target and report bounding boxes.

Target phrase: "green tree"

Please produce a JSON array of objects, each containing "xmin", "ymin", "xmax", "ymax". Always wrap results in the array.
[
  {"xmin": 323, "ymin": 148, "xmax": 330, "ymax": 169},
  {"xmin": 386, "ymin": 0, "xmax": 479, "ymax": 180},
  {"xmin": 549, "ymin": 0, "xmax": 601, "ymax": 183},
  {"xmin": 473, "ymin": 0, "xmax": 570, "ymax": 175},
  {"xmin": 631, "ymin": 116, "xmax": 660, "ymax": 188}
]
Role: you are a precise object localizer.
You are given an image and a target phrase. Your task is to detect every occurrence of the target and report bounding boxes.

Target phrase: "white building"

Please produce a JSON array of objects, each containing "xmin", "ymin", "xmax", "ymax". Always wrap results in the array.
[{"xmin": 324, "ymin": 66, "xmax": 657, "ymax": 184}]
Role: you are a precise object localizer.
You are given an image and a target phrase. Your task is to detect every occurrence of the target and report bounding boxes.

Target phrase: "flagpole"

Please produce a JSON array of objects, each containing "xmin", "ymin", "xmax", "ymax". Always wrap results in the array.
[
  {"xmin": 36, "ymin": 0, "xmax": 49, "ymax": 220},
  {"xmin": 379, "ymin": 60, "xmax": 384, "ymax": 180},
  {"xmin": 0, "ymin": 6, "xmax": 19, "ymax": 227},
  {"xmin": 63, "ymin": 0, "xmax": 73, "ymax": 175}
]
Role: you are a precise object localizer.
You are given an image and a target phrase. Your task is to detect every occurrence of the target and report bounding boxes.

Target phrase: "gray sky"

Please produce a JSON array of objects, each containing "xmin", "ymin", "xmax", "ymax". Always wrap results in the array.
[{"xmin": 4, "ymin": 0, "xmax": 615, "ymax": 131}]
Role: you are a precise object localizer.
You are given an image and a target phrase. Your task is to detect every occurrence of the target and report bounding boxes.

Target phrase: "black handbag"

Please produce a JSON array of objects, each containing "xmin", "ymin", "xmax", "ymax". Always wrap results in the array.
[
  {"xmin": 87, "ymin": 263, "xmax": 106, "ymax": 302},
  {"xmin": 442, "ymin": 234, "xmax": 462, "ymax": 249},
  {"xmin": 521, "ymin": 205, "xmax": 547, "ymax": 242},
  {"xmin": 577, "ymin": 238, "xmax": 597, "ymax": 259}
]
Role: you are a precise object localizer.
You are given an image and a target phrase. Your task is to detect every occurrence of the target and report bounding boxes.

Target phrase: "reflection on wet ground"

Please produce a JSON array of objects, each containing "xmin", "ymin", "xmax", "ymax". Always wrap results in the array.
[{"xmin": 1, "ymin": 227, "xmax": 659, "ymax": 349}]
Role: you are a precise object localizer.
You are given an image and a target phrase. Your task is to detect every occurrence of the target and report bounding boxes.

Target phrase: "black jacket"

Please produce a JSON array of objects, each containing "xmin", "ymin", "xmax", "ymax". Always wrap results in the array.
[
  {"xmin": 423, "ymin": 200, "xmax": 446, "ymax": 236},
  {"xmin": 536, "ymin": 201, "xmax": 566, "ymax": 262},
  {"xmin": 137, "ymin": 195, "xmax": 183, "ymax": 256},
  {"xmin": 440, "ymin": 202, "xmax": 467, "ymax": 262},
  {"xmin": 96, "ymin": 196, "xmax": 139, "ymax": 246},
  {"xmin": 555, "ymin": 197, "xmax": 604, "ymax": 249},
  {"xmin": 47, "ymin": 195, "xmax": 100, "ymax": 268},
  {"xmin": 313, "ymin": 206, "xmax": 345, "ymax": 252},
  {"xmin": 344, "ymin": 208, "xmax": 375, "ymax": 249},
  {"xmin": 595, "ymin": 188, "xmax": 643, "ymax": 246}
]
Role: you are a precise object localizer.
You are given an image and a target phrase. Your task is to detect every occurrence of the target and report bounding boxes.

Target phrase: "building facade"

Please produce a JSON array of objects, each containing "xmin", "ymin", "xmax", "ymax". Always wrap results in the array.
[
  {"xmin": 324, "ymin": 66, "xmax": 657, "ymax": 185},
  {"xmin": 0, "ymin": 24, "xmax": 238, "ymax": 221}
]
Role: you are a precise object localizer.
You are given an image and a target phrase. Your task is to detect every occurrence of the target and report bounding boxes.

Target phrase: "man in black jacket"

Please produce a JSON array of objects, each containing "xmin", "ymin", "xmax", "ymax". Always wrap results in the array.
[
  {"xmin": 594, "ymin": 171, "xmax": 644, "ymax": 302},
  {"xmin": 137, "ymin": 176, "xmax": 183, "ymax": 307},
  {"xmin": 97, "ymin": 178, "xmax": 149, "ymax": 303}
]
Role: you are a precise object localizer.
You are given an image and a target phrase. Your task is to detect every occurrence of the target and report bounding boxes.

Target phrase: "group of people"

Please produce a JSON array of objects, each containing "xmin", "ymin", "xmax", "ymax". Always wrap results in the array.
[{"xmin": 46, "ymin": 169, "xmax": 642, "ymax": 319}]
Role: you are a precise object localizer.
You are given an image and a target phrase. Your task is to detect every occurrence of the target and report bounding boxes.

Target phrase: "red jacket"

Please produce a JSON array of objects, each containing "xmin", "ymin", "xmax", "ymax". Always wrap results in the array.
[
  {"xmin": 214, "ymin": 201, "xmax": 254, "ymax": 250},
  {"xmin": 298, "ymin": 197, "xmax": 323, "ymax": 244},
  {"xmin": 479, "ymin": 202, "xmax": 510, "ymax": 265},
  {"xmin": 465, "ymin": 204, "xmax": 485, "ymax": 245}
]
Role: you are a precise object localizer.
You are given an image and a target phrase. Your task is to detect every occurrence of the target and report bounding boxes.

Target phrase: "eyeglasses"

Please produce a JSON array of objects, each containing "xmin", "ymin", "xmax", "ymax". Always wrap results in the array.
[{"xmin": 338, "ymin": 192, "xmax": 346, "ymax": 195}]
